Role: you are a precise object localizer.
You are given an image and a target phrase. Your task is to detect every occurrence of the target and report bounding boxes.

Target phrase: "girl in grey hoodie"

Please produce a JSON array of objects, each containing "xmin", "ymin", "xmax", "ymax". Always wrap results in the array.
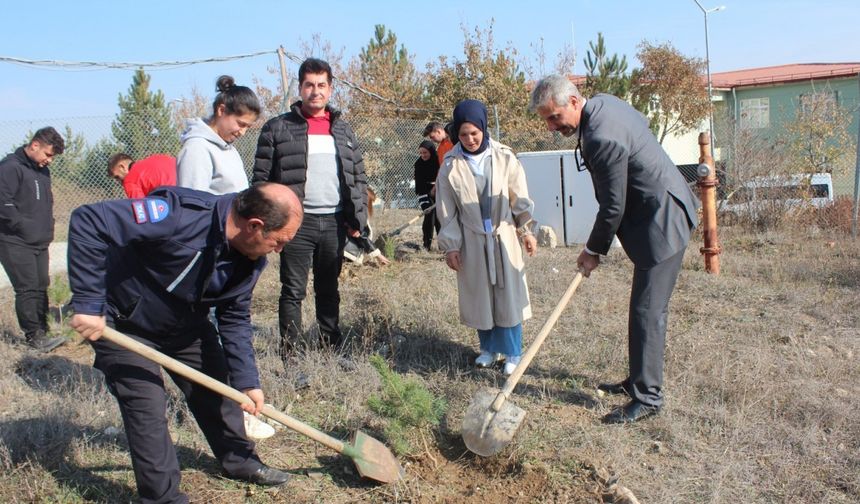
[{"xmin": 176, "ymin": 75, "xmax": 261, "ymax": 194}]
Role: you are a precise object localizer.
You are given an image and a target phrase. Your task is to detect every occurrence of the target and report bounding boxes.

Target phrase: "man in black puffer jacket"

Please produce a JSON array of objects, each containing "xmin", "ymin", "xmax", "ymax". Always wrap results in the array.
[
  {"xmin": 0, "ymin": 126, "xmax": 66, "ymax": 352},
  {"xmin": 252, "ymin": 58, "xmax": 367, "ymax": 357}
]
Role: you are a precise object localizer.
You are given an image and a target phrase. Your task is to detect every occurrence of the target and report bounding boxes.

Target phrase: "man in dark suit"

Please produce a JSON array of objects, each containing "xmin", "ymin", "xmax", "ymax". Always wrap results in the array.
[{"xmin": 530, "ymin": 75, "xmax": 699, "ymax": 424}]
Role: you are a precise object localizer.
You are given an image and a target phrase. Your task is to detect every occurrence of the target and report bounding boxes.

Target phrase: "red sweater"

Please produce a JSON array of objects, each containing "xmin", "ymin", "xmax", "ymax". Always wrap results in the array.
[{"xmin": 123, "ymin": 154, "xmax": 177, "ymax": 198}]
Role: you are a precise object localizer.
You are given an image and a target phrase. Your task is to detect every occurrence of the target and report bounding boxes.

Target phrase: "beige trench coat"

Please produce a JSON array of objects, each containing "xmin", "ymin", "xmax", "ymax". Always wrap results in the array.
[{"xmin": 436, "ymin": 140, "xmax": 534, "ymax": 330}]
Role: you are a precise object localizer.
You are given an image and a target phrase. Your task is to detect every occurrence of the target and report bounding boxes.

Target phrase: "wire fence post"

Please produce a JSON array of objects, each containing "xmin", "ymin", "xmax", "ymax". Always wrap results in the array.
[
  {"xmin": 493, "ymin": 105, "xmax": 501, "ymax": 141},
  {"xmin": 277, "ymin": 46, "xmax": 290, "ymax": 115},
  {"xmin": 853, "ymin": 72, "xmax": 860, "ymax": 239}
]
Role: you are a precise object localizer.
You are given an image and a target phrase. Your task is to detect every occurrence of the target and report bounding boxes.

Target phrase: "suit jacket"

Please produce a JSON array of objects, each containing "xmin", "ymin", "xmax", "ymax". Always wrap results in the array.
[{"xmin": 580, "ymin": 94, "xmax": 699, "ymax": 268}]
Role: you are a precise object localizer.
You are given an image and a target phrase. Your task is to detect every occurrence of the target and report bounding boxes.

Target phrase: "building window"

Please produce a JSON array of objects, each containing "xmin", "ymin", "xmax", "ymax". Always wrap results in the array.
[
  {"xmin": 740, "ymin": 97, "xmax": 770, "ymax": 129},
  {"xmin": 799, "ymin": 91, "xmax": 838, "ymax": 119}
]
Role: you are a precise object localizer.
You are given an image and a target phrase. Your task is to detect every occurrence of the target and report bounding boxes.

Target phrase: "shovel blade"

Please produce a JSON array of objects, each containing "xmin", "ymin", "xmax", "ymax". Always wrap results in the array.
[
  {"xmin": 346, "ymin": 430, "xmax": 405, "ymax": 484},
  {"xmin": 461, "ymin": 387, "xmax": 527, "ymax": 457}
]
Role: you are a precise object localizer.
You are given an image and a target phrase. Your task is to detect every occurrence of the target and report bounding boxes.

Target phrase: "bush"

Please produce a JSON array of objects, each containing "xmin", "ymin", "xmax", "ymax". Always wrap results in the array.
[{"xmin": 803, "ymin": 196, "xmax": 856, "ymax": 234}]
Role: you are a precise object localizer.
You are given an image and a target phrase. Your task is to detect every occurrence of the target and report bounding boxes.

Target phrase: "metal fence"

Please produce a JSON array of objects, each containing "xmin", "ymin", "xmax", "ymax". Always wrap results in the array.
[
  {"xmin": 0, "ymin": 112, "xmax": 575, "ymax": 239},
  {"xmin": 3, "ymin": 110, "xmax": 855, "ymax": 238}
]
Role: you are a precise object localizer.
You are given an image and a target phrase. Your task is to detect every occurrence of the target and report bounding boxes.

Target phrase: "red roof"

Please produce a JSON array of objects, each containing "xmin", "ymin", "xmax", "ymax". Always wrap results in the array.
[
  {"xmin": 526, "ymin": 74, "xmax": 586, "ymax": 91},
  {"xmin": 710, "ymin": 63, "xmax": 860, "ymax": 89},
  {"xmin": 568, "ymin": 74, "xmax": 587, "ymax": 86}
]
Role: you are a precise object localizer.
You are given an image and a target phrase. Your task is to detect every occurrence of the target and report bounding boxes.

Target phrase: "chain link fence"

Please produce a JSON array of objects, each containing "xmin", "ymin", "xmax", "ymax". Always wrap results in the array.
[
  {"xmin": 0, "ymin": 112, "xmax": 576, "ymax": 240},
  {"xmin": 712, "ymin": 111, "xmax": 858, "ymax": 232},
  {"xmin": 2, "ymin": 109, "xmax": 855, "ymax": 239}
]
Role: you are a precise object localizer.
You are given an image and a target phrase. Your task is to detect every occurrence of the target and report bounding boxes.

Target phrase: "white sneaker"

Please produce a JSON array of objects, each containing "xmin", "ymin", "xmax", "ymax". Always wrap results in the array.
[
  {"xmin": 243, "ymin": 412, "xmax": 275, "ymax": 440},
  {"xmin": 503, "ymin": 355, "xmax": 522, "ymax": 376},
  {"xmin": 475, "ymin": 351, "xmax": 504, "ymax": 368}
]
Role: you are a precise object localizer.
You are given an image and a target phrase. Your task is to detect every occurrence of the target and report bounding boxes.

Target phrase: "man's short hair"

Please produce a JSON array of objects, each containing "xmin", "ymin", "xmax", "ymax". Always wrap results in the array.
[
  {"xmin": 423, "ymin": 121, "xmax": 444, "ymax": 138},
  {"xmin": 30, "ymin": 127, "xmax": 65, "ymax": 155},
  {"xmin": 233, "ymin": 183, "xmax": 289, "ymax": 233},
  {"xmin": 299, "ymin": 58, "xmax": 333, "ymax": 84},
  {"xmin": 107, "ymin": 153, "xmax": 133, "ymax": 176},
  {"xmin": 528, "ymin": 75, "xmax": 582, "ymax": 113}
]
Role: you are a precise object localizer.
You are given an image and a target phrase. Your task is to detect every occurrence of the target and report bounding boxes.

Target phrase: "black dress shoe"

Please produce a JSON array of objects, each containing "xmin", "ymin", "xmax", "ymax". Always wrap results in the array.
[
  {"xmin": 597, "ymin": 381, "xmax": 630, "ymax": 396},
  {"xmin": 602, "ymin": 400, "xmax": 661, "ymax": 424},
  {"xmin": 245, "ymin": 465, "xmax": 290, "ymax": 486}
]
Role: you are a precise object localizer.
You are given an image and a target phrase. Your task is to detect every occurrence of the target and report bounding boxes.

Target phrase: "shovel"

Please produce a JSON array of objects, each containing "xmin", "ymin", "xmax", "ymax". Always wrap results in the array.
[
  {"xmin": 462, "ymin": 271, "xmax": 584, "ymax": 457},
  {"xmin": 100, "ymin": 326, "xmax": 405, "ymax": 484}
]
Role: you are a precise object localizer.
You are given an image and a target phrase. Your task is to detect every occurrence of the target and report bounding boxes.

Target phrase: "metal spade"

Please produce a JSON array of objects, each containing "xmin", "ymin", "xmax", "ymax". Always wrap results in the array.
[{"xmin": 462, "ymin": 271, "xmax": 584, "ymax": 457}]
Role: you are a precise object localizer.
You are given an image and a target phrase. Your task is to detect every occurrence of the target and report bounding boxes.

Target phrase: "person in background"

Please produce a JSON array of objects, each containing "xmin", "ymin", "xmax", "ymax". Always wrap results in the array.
[
  {"xmin": 530, "ymin": 74, "xmax": 699, "ymax": 424},
  {"xmin": 423, "ymin": 121, "xmax": 453, "ymax": 167},
  {"xmin": 177, "ymin": 75, "xmax": 260, "ymax": 194},
  {"xmin": 108, "ymin": 152, "xmax": 176, "ymax": 198},
  {"xmin": 252, "ymin": 58, "xmax": 368, "ymax": 356},
  {"xmin": 0, "ymin": 126, "xmax": 66, "ymax": 352},
  {"xmin": 414, "ymin": 140, "xmax": 441, "ymax": 250},
  {"xmin": 436, "ymin": 99, "xmax": 537, "ymax": 376},
  {"xmin": 68, "ymin": 183, "xmax": 302, "ymax": 502}
]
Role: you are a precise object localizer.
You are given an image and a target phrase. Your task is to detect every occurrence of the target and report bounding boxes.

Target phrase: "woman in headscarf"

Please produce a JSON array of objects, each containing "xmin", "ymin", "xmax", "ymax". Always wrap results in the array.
[
  {"xmin": 436, "ymin": 99, "xmax": 537, "ymax": 376},
  {"xmin": 414, "ymin": 140, "xmax": 441, "ymax": 250}
]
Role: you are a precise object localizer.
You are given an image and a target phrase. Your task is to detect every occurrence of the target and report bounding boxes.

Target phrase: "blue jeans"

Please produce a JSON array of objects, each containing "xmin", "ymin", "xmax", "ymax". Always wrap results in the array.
[{"xmin": 477, "ymin": 324, "xmax": 523, "ymax": 357}]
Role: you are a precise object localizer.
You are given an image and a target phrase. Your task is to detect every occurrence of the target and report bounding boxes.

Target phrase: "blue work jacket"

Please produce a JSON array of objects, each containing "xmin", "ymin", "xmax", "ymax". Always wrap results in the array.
[{"xmin": 67, "ymin": 187, "xmax": 266, "ymax": 391}]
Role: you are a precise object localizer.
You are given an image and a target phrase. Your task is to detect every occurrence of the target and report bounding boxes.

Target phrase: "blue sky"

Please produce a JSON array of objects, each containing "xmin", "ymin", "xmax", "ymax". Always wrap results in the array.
[{"xmin": 0, "ymin": 0, "xmax": 857, "ymax": 121}]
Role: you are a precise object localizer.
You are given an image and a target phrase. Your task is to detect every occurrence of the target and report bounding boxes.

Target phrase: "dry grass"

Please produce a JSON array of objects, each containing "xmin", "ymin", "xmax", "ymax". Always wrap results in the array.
[{"xmin": 0, "ymin": 211, "xmax": 858, "ymax": 503}]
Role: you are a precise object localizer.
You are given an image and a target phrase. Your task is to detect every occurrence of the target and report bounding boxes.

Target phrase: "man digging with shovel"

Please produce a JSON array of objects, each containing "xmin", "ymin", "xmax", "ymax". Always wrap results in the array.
[
  {"xmin": 530, "ymin": 75, "xmax": 699, "ymax": 424},
  {"xmin": 68, "ymin": 183, "xmax": 301, "ymax": 503}
]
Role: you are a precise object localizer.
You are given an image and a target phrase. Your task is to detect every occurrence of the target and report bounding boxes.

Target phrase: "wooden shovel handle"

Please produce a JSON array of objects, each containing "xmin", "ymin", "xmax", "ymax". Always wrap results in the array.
[
  {"xmin": 387, "ymin": 204, "xmax": 436, "ymax": 237},
  {"xmin": 100, "ymin": 326, "xmax": 347, "ymax": 454},
  {"xmin": 490, "ymin": 271, "xmax": 584, "ymax": 412}
]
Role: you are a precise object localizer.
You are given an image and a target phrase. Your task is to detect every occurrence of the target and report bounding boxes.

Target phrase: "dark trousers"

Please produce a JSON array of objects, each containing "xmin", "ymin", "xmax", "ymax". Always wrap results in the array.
[
  {"xmin": 278, "ymin": 212, "xmax": 346, "ymax": 352},
  {"xmin": 0, "ymin": 241, "xmax": 49, "ymax": 338},
  {"xmin": 626, "ymin": 248, "xmax": 686, "ymax": 407},
  {"xmin": 92, "ymin": 324, "xmax": 261, "ymax": 504},
  {"xmin": 421, "ymin": 210, "xmax": 440, "ymax": 249}
]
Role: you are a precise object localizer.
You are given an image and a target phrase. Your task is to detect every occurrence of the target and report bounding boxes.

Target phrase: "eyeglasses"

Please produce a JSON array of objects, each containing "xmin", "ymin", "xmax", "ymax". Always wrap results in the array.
[
  {"xmin": 575, "ymin": 128, "xmax": 590, "ymax": 172},
  {"xmin": 575, "ymin": 147, "xmax": 590, "ymax": 172}
]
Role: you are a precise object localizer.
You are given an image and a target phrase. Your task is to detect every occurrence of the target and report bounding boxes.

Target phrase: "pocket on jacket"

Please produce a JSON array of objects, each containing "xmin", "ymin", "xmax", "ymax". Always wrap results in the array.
[
  {"xmin": 112, "ymin": 296, "xmax": 141, "ymax": 322},
  {"xmin": 627, "ymin": 195, "xmax": 659, "ymax": 225}
]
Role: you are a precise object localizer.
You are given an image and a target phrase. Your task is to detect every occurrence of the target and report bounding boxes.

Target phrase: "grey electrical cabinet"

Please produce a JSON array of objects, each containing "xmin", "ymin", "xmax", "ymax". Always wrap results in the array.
[{"xmin": 517, "ymin": 149, "xmax": 619, "ymax": 248}]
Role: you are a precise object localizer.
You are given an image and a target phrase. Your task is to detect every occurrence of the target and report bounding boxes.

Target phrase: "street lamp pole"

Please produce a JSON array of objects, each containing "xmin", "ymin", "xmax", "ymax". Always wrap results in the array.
[{"xmin": 694, "ymin": 0, "xmax": 725, "ymax": 160}]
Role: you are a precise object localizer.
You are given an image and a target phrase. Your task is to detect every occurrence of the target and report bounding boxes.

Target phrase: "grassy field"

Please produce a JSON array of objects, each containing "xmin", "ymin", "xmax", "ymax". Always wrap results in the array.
[{"xmin": 0, "ymin": 209, "xmax": 858, "ymax": 503}]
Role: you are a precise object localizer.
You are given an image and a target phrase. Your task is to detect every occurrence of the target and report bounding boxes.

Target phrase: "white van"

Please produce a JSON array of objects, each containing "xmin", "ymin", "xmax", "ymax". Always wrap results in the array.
[{"xmin": 720, "ymin": 172, "xmax": 834, "ymax": 220}]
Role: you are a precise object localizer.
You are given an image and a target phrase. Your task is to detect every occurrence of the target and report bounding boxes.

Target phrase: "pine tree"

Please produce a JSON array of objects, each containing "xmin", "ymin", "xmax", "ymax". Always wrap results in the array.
[
  {"xmin": 582, "ymin": 33, "xmax": 630, "ymax": 98},
  {"xmin": 111, "ymin": 68, "xmax": 179, "ymax": 161},
  {"xmin": 346, "ymin": 24, "xmax": 425, "ymax": 116}
]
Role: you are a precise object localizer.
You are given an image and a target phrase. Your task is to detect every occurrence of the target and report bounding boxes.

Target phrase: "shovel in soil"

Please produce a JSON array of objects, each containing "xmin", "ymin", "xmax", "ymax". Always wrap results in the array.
[
  {"xmin": 462, "ymin": 271, "xmax": 584, "ymax": 457},
  {"xmin": 100, "ymin": 326, "xmax": 404, "ymax": 484}
]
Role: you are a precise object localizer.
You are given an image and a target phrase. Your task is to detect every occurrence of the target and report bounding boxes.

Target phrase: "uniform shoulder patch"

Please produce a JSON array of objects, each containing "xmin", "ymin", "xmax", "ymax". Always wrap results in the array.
[
  {"xmin": 145, "ymin": 198, "xmax": 170, "ymax": 222},
  {"xmin": 131, "ymin": 200, "xmax": 148, "ymax": 224}
]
